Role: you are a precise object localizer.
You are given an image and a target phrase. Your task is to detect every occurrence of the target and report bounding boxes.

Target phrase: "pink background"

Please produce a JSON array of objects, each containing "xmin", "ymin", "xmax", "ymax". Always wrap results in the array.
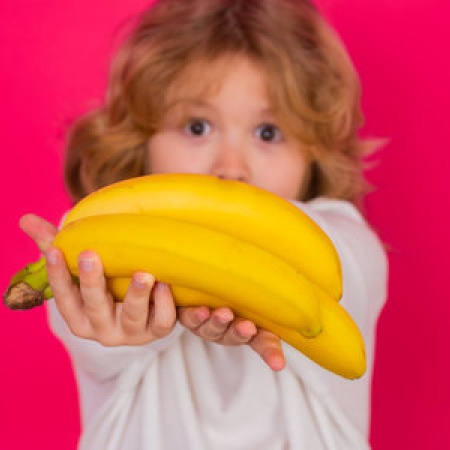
[{"xmin": 1, "ymin": 0, "xmax": 449, "ymax": 448}]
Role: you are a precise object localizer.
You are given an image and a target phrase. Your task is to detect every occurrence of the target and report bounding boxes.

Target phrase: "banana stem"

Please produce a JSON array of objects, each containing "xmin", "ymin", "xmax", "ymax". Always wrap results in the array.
[{"xmin": 3, "ymin": 257, "xmax": 53, "ymax": 310}]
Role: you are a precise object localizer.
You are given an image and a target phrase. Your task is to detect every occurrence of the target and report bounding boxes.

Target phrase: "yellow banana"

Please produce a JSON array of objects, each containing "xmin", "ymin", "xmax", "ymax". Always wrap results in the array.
[
  {"xmin": 63, "ymin": 174, "xmax": 342, "ymax": 301},
  {"xmin": 53, "ymin": 213, "xmax": 323, "ymax": 337},
  {"xmin": 108, "ymin": 278, "xmax": 365, "ymax": 379},
  {"xmin": 3, "ymin": 173, "xmax": 366, "ymax": 378}
]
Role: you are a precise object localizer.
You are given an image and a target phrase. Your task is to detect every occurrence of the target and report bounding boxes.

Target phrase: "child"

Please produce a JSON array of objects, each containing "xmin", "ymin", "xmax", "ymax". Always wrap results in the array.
[{"xmin": 21, "ymin": 0, "xmax": 388, "ymax": 448}]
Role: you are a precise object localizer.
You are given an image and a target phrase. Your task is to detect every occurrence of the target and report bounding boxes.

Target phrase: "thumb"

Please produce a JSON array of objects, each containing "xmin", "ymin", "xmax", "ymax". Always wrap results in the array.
[{"xmin": 19, "ymin": 213, "xmax": 58, "ymax": 252}]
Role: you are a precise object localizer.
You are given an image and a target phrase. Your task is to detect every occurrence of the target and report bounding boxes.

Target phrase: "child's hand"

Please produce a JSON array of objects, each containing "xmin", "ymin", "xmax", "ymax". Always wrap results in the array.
[
  {"xmin": 20, "ymin": 213, "xmax": 286, "ymax": 368},
  {"xmin": 20, "ymin": 214, "xmax": 177, "ymax": 346},
  {"xmin": 44, "ymin": 249, "xmax": 177, "ymax": 346},
  {"xmin": 178, "ymin": 306, "xmax": 286, "ymax": 371}
]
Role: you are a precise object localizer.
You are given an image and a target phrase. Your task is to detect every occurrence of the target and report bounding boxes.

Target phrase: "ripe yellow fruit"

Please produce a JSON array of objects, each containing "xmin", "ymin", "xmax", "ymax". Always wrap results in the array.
[
  {"xmin": 63, "ymin": 174, "xmax": 342, "ymax": 301},
  {"xmin": 5, "ymin": 174, "xmax": 365, "ymax": 378},
  {"xmin": 108, "ymin": 278, "xmax": 366, "ymax": 379},
  {"xmin": 53, "ymin": 213, "xmax": 323, "ymax": 337}
]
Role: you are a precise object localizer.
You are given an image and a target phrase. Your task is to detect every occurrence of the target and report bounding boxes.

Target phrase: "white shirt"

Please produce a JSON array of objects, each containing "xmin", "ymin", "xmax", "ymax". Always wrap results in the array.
[{"xmin": 47, "ymin": 198, "xmax": 388, "ymax": 450}]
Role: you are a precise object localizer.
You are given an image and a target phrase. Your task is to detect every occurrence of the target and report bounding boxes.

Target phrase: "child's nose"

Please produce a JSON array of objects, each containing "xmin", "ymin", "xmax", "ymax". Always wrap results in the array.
[{"xmin": 210, "ymin": 143, "xmax": 250, "ymax": 182}]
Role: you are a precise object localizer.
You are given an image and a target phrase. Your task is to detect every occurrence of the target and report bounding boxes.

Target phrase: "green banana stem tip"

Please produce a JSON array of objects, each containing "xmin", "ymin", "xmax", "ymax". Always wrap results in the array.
[{"xmin": 3, "ymin": 257, "xmax": 52, "ymax": 310}]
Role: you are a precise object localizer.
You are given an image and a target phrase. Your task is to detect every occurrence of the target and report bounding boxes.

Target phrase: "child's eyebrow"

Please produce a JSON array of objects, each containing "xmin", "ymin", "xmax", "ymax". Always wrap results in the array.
[
  {"xmin": 163, "ymin": 98, "xmax": 279, "ymax": 120},
  {"xmin": 165, "ymin": 98, "xmax": 214, "ymax": 112},
  {"xmin": 258, "ymin": 107, "xmax": 277, "ymax": 117}
]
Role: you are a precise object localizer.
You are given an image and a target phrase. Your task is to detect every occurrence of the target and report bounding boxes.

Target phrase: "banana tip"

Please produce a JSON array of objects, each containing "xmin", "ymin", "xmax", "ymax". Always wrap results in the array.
[
  {"xmin": 300, "ymin": 323, "xmax": 323, "ymax": 339},
  {"xmin": 3, "ymin": 283, "xmax": 44, "ymax": 310}
]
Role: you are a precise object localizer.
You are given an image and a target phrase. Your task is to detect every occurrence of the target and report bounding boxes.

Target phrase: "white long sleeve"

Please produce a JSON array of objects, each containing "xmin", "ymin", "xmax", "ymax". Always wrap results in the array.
[{"xmin": 47, "ymin": 198, "xmax": 387, "ymax": 450}]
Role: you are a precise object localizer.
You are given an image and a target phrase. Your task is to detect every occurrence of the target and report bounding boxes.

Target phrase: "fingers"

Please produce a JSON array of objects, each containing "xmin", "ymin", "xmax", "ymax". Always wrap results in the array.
[
  {"xmin": 180, "ymin": 307, "xmax": 232, "ymax": 341},
  {"xmin": 148, "ymin": 283, "xmax": 178, "ymax": 336},
  {"xmin": 179, "ymin": 306, "xmax": 257, "ymax": 344},
  {"xmin": 20, "ymin": 213, "xmax": 57, "ymax": 252},
  {"xmin": 45, "ymin": 244, "xmax": 178, "ymax": 346},
  {"xmin": 197, "ymin": 307, "xmax": 235, "ymax": 341},
  {"xmin": 45, "ymin": 247, "xmax": 90, "ymax": 336},
  {"xmin": 75, "ymin": 257, "xmax": 178, "ymax": 345},
  {"xmin": 249, "ymin": 330, "xmax": 286, "ymax": 372},
  {"xmin": 77, "ymin": 251, "xmax": 115, "ymax": 337},
  {"xmin": 46, "ymin": 248, "xmax": 117, "ymax": 341},
  {"xmin": 226, "ymin": 319, "xmax": 258, "ymax": 345},
  {"xmin": 118, "ymin": 277, "xmax": 177, "ymax": 344},
  {"xmin": 179, "ymin": 305, "xmax": 284, "ymax": 371},
  {"xmin": 119, "ymin": 273, "xmax": 155, "ymax": 336},
  {"xmin": 177, "ymin": 305, "xmax": 211, "ymax": 330}
]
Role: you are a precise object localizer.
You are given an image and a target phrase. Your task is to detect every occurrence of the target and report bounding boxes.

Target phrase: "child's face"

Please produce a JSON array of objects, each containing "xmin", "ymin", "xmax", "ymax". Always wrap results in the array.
[{"xmin": 148, "ymin": 55, "xmax": 310, "ymax": 200}]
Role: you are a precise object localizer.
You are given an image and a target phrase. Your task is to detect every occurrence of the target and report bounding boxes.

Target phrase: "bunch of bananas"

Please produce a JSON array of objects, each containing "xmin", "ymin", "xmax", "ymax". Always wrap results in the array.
[{"xmin": 4, "ymin": 173, "xmax": 365, "ymax": 379}]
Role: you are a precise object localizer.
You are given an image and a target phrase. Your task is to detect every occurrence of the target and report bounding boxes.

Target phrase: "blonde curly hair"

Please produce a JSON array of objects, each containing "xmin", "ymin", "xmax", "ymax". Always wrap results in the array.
[{"xmin": 64, "ymin": 0, "xmax": 370, "ymax": 204}]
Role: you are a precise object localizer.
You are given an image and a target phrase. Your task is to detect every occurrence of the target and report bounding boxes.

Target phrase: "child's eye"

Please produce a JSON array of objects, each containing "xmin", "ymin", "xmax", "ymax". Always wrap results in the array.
[
  {"xmin": 255, "ymin": 123, "xmax": 283, "ymax": 143},
  {"xmin": 184, "ymin": 119, "xmax": 211, "ymax": 137}
]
